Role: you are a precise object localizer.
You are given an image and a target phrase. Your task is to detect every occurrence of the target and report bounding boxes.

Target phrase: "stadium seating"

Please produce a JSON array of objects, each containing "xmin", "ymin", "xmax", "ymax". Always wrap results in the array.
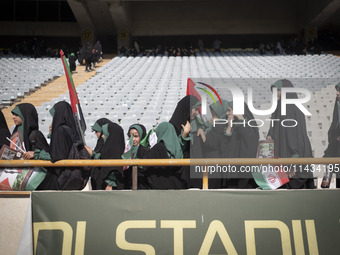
[
  {"xmin": 0, "ymin": 57, "xmax": 63, "ymax": 105},
  {"xmin": 2, "ymin": 52, "xmax": 340, "ymax": 154}
]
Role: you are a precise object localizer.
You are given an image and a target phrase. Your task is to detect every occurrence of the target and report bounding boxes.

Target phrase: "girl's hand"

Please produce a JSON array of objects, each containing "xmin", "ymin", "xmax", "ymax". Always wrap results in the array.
[
  {"xmin": 181, "ymin": 121, "xmax": 191, "ymax": 138},
  {"xmin": 105, "ymin": 185, "xmax": 113, "ymax": 191},
  {"xmin": 23, "ymin": 151, "xmax": 34, "ymax": 160},
  {"xmin": 197, "ymin": 128, "xmax": 206, "ymax": 142},
  {"xmin": 85, "ymin": 146, "xmax": 93, "ymax": 156}
]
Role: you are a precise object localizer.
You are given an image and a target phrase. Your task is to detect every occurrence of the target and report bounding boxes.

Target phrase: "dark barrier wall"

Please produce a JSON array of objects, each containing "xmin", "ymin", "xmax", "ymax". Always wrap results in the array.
[{"xmin": 32, "ymin": 190, "xmax": 340, "ymax": 254}]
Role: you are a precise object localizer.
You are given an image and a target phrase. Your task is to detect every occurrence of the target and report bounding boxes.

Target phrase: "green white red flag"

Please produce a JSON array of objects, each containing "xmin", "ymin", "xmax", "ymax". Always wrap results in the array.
[{"xmin": 60, "ymin": 50, "xmax": 86, "ymax": 135}]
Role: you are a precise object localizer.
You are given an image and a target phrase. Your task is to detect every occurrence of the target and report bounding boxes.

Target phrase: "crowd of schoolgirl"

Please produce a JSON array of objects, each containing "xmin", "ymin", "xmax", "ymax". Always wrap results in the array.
[{"xmin": 1, "ymin": 79, "xmax": 339, "ymax": 190}]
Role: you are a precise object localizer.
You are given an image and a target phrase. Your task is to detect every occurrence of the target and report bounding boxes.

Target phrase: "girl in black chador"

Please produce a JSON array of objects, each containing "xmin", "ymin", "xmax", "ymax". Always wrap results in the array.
[
  {"xmin": 267, "ymin": 79, "xmax": 315, "ymax": 189},
  {"xmin": 11, "ymin": 103, "xmax": 50, "ymax": 160},
  {"xmin": 122, "ymin": 123, "xmax": 148, "ymax": 189},
  {"xmin": 134, "ymin": 95, "xmax": 201, "ymax": 189},
  {"xmin": 169, "ymin": 95, "xmax": 200, "ymax": 188},
  {"xmin": 37, "ymin": 101, "xmax": 81, "ymax": 190},
  {"xmin": 69, "ymin": 53, "xmax": 77, "ymax": 73},
  {"xmin": 87, "ymin": 118, "xmax": 125, "ymax": 190},
  {"xmin": 224, "ymin": 101, "xmax": 259, "ymax": 189},
  {"xmin": 323, "ymin": 82, "xmax": 340, "ymax": 187}
]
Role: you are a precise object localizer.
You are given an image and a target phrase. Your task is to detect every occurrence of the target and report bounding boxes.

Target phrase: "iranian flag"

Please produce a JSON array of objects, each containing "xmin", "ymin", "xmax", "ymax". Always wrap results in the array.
[
  {"xmin": 253, "ymin": 165, "xmax": 289, "ymax": 190},
  {"xmin": 122, "ymin": 135, "xmax": 134, "ymax": 170}
]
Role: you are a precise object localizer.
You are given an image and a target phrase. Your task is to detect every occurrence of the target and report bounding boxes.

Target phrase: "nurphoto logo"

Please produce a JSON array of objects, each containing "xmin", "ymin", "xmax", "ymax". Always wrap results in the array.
[{"xmin": 196, "ymin": 82, "xmax": 312, "ymax": 128}]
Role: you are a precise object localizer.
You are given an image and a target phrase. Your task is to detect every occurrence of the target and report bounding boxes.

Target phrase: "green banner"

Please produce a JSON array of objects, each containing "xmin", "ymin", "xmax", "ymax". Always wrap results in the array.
[{"xmin": 32, "ymin": 190, "xmax": 340, "ymax": 255}]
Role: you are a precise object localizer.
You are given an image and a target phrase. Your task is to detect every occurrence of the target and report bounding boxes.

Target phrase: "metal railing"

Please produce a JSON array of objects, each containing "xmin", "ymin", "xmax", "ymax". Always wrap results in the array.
[{"xmin": 0, "ymin": 158, "xmax": 339, "ymax": 190}]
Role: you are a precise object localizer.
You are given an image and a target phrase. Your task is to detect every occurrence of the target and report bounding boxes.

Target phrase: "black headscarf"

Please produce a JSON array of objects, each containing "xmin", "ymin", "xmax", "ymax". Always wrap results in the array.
[
  {"xmin": 169, "ymin": 95, "xmax": 200, "ymax": 136},
  {"xmin": 94, "ymin": 41, "xmax": 102, "ymax": 52},
  {"xmin": 50, "ymin": 101, "xmax": 79, "ymax": 140},
  {"xmin": 50, "ymin": 101, "xmax": 78, "ymax": 162},
  {"xmin": 0, "ymin": 110, "xmax": 10, "ymax": 148},
  {"xmin": 11, "ymin": 103, "xmax": 39, "ymax": 151},
  {"xmin": 91, "ymin": 118, "xmax": 125, "ymax": 189},
  {"xmin": 92, "ymin": 118, "xmax": 125, "ymax": 159}
]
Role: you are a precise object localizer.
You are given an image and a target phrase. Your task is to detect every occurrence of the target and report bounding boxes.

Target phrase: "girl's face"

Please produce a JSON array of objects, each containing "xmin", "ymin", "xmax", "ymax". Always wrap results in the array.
[
  {"xmin": 95, "ymin": 131, "xmax": 103, "ymax": 139},
  {"xmin": 336, "ymin": 88, "xmax": 340, "ymax": 101},
  {"xmin": 210, "ymin": 108, "xmax": 218, "ymax": 119},
  {"xmin": 129, "ymin": 129, "xmax": 140, "ymax": 146},
  {"xmin": 12, "ymin": 114, "xmax": 23, "ymax": 126},
  {"xmin": 277, "ymin": 90, "xmax": 281, "ymax": 101},
  {"xmin": 226, "ymin": 106, "xmax": 233, "ymax": 118},
  {"xmin": 191, "ymin": 106, "xmax": 200, "ymax": 120}
]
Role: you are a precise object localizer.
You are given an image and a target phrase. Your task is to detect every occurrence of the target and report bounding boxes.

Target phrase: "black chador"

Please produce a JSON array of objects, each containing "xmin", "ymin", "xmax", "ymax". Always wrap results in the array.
[
  {"xmin": 267, "ymin": 79, "xmax": 314, "ymax": 189},
  {"xmin": 136, "ymin": 122, "xmax": 186, "ymax": 189},
  {"xmin": 91, "ymin": 118, "xmax": 125, "ymax": 190},
  {"xmin": 37, "ymin": 101, "xmax": 78, "ymax": 190},
  {"xmin": 11, "ymin": 103, "xmax": 49, "ymax": 153},
  {"xmin": 224, "ymin": 101, "xmax": 259, "ymax": 189}
]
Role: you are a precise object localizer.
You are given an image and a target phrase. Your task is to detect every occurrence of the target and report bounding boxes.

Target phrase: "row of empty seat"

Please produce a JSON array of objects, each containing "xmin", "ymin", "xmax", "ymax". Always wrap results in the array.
[{"xmin": 0, "ymin": 57, "xmax": 64, "ymax": 105}]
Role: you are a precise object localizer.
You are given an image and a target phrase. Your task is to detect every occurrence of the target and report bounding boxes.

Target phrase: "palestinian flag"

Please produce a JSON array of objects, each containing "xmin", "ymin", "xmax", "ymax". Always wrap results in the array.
[
  {"xmin": 0, "ymin": 168, "xmax": 46, "ymax": 191},
  {"xmin": 60, "ymin": 50, "xmax": 86, "ymax": 136},
  {"xmin": 186, "ymin": 78, "xmax": 202, "ymax": 101}
]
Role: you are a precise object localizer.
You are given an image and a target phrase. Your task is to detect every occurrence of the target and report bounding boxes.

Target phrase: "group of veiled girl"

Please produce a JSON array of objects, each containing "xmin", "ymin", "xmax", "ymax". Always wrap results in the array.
[{"xmin": 1, "ymin": 79, "xmax": 339, "ymax": 190}]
